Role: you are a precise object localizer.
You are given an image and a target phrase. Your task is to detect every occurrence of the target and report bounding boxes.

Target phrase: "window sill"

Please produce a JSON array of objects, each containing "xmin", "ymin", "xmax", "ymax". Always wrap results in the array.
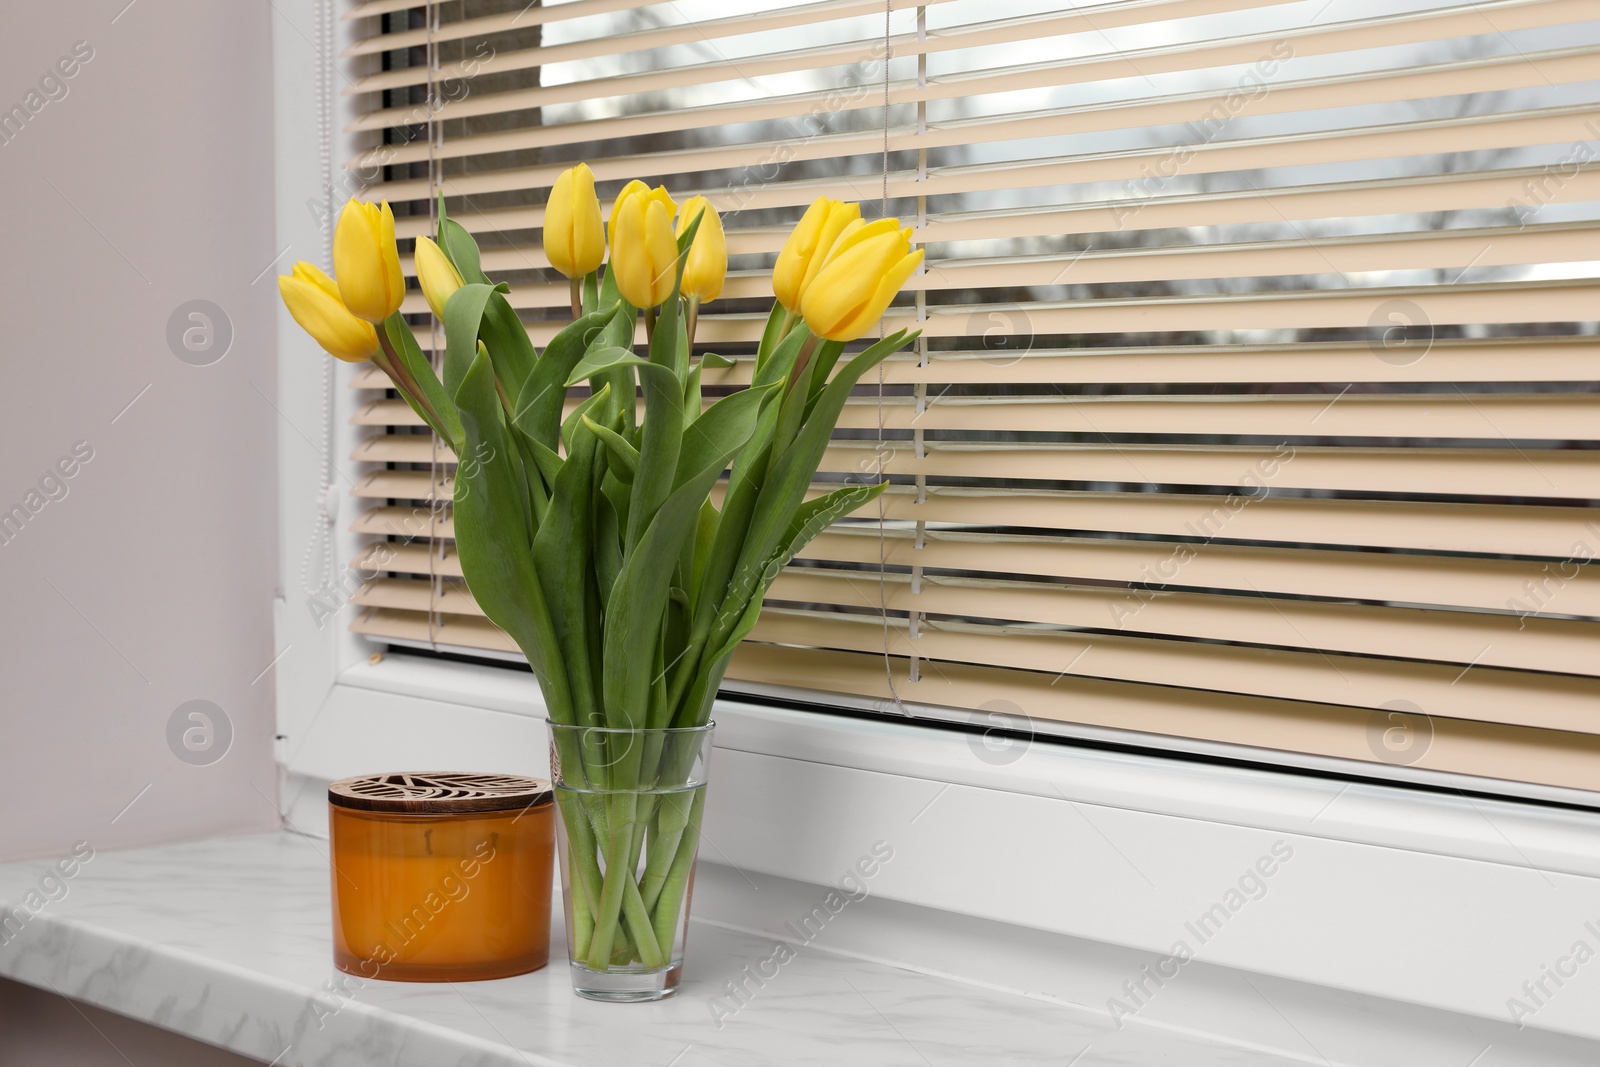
[{"xmin": 3, "ymin": 830, "xmax": 1595, "ymax": 1067}]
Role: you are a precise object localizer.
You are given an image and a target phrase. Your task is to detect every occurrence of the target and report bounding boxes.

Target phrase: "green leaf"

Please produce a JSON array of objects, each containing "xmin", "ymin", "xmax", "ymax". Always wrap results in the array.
[
  {"xmin": 699, "ymin": 352, "xmax": 736, "ymax": 369},
  {"xmin": 751, "ymin": 322, "xmax": 809, "ymax": 391},
  {"xmin": 508, "ymin": 423, "xmax": 551, "ymax": 528},
  {"xmin": 452, "ymin": 348, "xmax": 572, "ymax": 721},
  {"xmin": 525, "ymin": 435, "xmax": 564, "ymax": 488},
  {"xmin": 674, "ymin": 383, "xmax": 774, "ymax": 492},
  {"xmin": 566, "ymin": 347, "xmax": 676, "ymax": 394},
  {"xmin": 659, "ymin": 380, "xmax": 784, "ymax": 720},
  {"xmin": 711, "ymin": 330, "xmax": 916, "ymax": 653},
  {"xmin": 683, "ymin": 363, "xmax": 703, "ymax": 429},
  {"xmin": 685, "ymin": 481, "xmax": 887, "ymax": 728},
  {"xmin": 594, "ymin": 267, "xmax": 637, "ymax": 432},
  {"xmin": 581, "ymin": 269, "xmax": 600, "ymax": 314},
  {"xmin": 437, "ymin": 201, "xmax": 488, "ymax": 286},
  {"xmin": 676, "ymin": 206, "xmax": 706, "ymax": 259},
  {"xmin": 689, "ymin": 499, "xmax": 720, "ymax": 600},
  {"xmin": 533, "ymin": 411, "xmax": 602, "ymax": 727},
  {"xmin": 803, "ymin": 340, "xmax": 846, "ymax": 421},
  {"xmin": 562, "ymin": 383, "xmax": 614, "ymax": 457},
  {"xmin": 626, "ymin": 281, "xmax": 689, "ymax": 551},
  {"xmin": 442, "ymin": 283, "xmax": 497, "ymax": 399},
  {"xmin": 510, "ymin": 302, "xmax": 624, "ymax": 450},
  {"xmin": 597, "ymin": 472, "xmax": 629, "ymax": 598},
  {"xmin": 584, "ymin": 416, "xmax": 639, "ymax": 482},
  {"xmin": 477, "ymin": 291, "xmax": 538, "ymax": 402},
  {"xmin": 755, "ymin": 302, "xmax": 792, "ymax": 373},
  {"xmin": 381, "ymin": 313, "xmax": 463, "ymax": 452},
  {"xmin": 603, "ymin": 420, "xmax": 750, "ymax": 733},
  {"xmin": 765, "ymin": 338, "xmax": 830, "ymax": 480}
]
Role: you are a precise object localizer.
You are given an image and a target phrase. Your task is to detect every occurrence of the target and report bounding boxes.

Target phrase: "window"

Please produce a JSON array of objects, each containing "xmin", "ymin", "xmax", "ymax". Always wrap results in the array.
[{"xmin": 338, "ymin": 0, "xmax": 1600, "ymax": 798}]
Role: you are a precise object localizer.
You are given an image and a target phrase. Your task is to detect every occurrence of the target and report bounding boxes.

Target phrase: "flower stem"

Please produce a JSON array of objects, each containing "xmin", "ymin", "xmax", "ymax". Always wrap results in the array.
[
  {"xmin": 584, "ymin": 793, "xmax": 637, "ymax": 969},
  {"xmin": 649, "ymin": 787, "xmax": 706, "ymax": 959}
]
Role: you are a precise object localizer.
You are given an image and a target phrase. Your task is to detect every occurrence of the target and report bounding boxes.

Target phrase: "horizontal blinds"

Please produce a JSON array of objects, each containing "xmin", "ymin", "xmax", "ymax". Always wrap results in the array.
[{"xmin": 345, "ymin": 0, "xmax": 1600, "ymax": 796}]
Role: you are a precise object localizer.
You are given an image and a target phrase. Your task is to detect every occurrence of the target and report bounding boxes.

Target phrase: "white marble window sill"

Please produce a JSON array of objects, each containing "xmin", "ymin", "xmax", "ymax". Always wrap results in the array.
[{"xmin": 2, "ymin": 831, "xmax": 1598, "ymax": 1067}]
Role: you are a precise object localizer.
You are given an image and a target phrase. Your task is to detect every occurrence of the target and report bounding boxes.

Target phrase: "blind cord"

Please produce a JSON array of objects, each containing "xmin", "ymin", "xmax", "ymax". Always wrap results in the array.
[
  {"xmin": 875, "ymin": 0, "xmax": 911, "ymax": 717},
  {"xmin": 300, "ymin": 0, "xmax": 337, "ymax": 601},
  {"xmin": 424, "ymin": 0, "xmax": 443, "ymax": 652}
]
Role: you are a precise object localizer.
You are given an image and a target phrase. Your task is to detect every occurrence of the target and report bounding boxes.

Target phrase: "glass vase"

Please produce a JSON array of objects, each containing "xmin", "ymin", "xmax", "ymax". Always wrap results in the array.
[{"xmin": 547, "ymin": 721, "xmax": 715, "ymax": 1002}]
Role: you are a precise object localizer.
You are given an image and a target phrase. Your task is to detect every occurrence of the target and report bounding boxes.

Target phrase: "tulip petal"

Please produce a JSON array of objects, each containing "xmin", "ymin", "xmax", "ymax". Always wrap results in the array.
[
  {"xmin": 800, "ymin": 229, "xmax": 909, "ymax": 338},
  {"xmin": 571, "ymin": 164, "xmax": 605, "ymax": 276},
  {"xmin": 379, "ymin": 202, "xmax": 403, "ymax": 315},
  {"xmin": 796, "ymin": 201, "xmax": 862, "ymax": 304},
  {"xmin": 772, "ymin": 198, "xmax": 831, "ymax": 310},
  {"xmin": 415, "ymin": 236, "xmax": 465, "ymax": 319},
  {"xmin": 677, "ymin": 196, "xmax": 726, "ymax": 304},
  {"xmin": 644, "ymin": 199, "xmax": 680, "ymax": 306},
  {"xmin": 334, "ymin": 199, "xmax": 405, "ymax": 323},
  {"xmin": 612, "ymin": 194, "xmax": 659, "ymax": 309},
  {"xmin": 830, "ymin": 248, "xmax": 923, "ymax": 342},
  {"xmin": 609, "ymin": 179, "xmax": 650, "ymax": 259},
  {"xmin": 294, "ymin": 261, "xmax": 342, "ymax": 302},
  {"xmin": 279, "ymin": 266, "xmax": 379, "ymax": 362},
  {"xmin": 547, "ymin": 168, "xmax": 579, "ymax": 278}
]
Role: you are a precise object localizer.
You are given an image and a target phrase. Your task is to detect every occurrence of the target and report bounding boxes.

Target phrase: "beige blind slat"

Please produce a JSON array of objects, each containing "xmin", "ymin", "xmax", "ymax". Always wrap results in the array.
[
  {"xmin": 347, "ymin": 0, "xmax": 1587, "ymax": 132},
  {"xmin": 722, "ymin": 645, "xmax": 1600, "ymax": 792},
  {"xmin": 412, "ymin": 220, "xmax": 1598, "ymax": 305},
  {"xmin": 350, "ymin": 42, "xmax": 1600, "ymax": 170},
  {"xmin": 355, "ymin": 434, "xmax": 1600, "ymax": 500},
  {"xmin": 368, "ymin": 99, "xmax": 1600, "ymax": 203},
  {"xmin": 345, "ymin": 0, "xmax": 961, "ymax": 63},
  {"xmin": 346, "ymin": 0, "xmax": 1289, "ymax": 93},
  {"xmin": 420, "ymin": 279, "xmax": 1598, "ymax": 348},
  {"xmin": 356, "ymin": 337, "xmax": 1600, "ymax": 387},
  {"xmin": 347, "ymin": 514, "xmax": 1600, "ymax": 617}
]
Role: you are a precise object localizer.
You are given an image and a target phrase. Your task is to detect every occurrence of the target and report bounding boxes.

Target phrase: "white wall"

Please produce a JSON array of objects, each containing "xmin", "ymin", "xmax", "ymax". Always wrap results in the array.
[{"xmin": 0, "ymin": 1, "xmax": 280, "ymax": 860}]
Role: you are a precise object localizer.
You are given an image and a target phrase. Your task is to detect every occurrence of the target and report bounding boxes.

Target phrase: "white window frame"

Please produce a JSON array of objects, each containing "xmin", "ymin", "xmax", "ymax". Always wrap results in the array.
[{"xmin": 269, "ymin": 0, "xmax": 1600, "ymax": 1039}]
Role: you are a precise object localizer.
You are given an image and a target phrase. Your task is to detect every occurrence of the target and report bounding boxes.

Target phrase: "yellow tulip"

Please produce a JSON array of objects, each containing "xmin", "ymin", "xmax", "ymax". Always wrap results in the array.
[
  {"xmin": 333, "ymin": 199, "xmax": 404, "ymax": 323},
  {"xmin": 608, "ymin": 180, "xmax": 676, "ymax": 264},
  {"xmin": 278, "ymin": 261, "xmax": 379, "ymax": 362},
  {"xmin": 817, "ymin": 217, "xmax": 901, "ymax": 267},
  {"xmin": 545, "ymin": 163, "xmax": 605, "ymax": 279},
  {"xmin": 675, "ymin": 196, "xmax": 726, "ymax": 304},
  {"xmin": 772, "ymin": 197, "xmax": 861, "ymax": 312},
  {"xmin": 611, "ymin": 194, "xmax": 680, "ymax": 308},
  {"xmin": 799, "ymin": 222, "xmax": 923, "ymax": 342},
  {"xmin": 414, "ymin": 236, "xmax": 465, "ymax": 320}
]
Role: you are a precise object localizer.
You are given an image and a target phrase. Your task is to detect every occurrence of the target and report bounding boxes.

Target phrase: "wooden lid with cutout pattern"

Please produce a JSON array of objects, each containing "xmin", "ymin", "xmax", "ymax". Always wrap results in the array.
[{"xmin": 328, "ymin": 772, "xmax": 552, "ymax": 814}]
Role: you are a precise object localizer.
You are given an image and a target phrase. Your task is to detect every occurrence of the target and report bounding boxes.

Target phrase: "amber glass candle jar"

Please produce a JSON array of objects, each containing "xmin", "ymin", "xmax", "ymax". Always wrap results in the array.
[{"xmin": 328, "ymin": 772, "xmax": 554, "ymax": 982}]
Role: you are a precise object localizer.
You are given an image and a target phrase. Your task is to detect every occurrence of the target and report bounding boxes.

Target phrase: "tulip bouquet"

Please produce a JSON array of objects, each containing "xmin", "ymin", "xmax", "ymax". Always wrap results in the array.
[{"xmin": 280, "ymin": 166, "xmax": 921, "ymax": 991}]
